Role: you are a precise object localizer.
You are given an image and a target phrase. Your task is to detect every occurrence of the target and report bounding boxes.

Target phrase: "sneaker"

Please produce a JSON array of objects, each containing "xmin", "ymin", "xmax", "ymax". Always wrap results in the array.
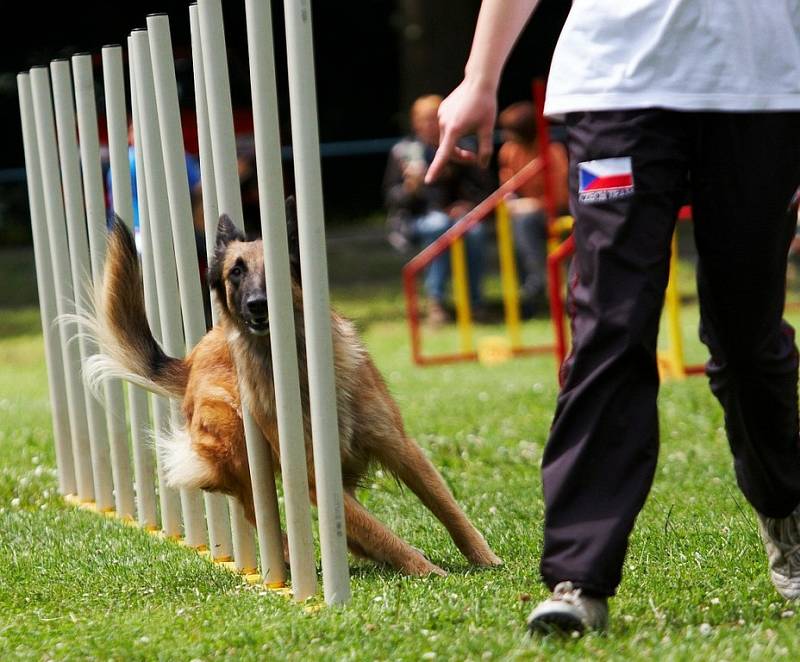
[
  {"xmin": 527, "ymin": 581, "xmax": 609, "ymax": 636},
  {"xmin": 757, "ymin": 504, "xmax": 800, "ymax": 600},
  {"xmin": 426, "ymin": 300, "xmax": 450, "ymax": 327}
]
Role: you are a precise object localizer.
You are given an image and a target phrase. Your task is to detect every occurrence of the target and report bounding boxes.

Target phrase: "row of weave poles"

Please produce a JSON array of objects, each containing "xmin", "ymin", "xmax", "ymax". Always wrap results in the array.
[{"xmin": 17, "ymin": 0, "xmax": 350, "ymax": 605}]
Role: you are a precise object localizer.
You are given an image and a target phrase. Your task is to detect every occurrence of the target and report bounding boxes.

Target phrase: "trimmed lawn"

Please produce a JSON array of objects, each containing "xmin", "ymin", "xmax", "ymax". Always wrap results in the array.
[{"xmin": 2, "ymin": 240, "xmax": 800, "ymax": 660}]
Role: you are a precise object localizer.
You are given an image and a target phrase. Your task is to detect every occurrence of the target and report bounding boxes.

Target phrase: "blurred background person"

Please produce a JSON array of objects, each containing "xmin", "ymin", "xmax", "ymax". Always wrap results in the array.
[
  {"xmin": 497, "ymin": 101, "xmax": 568, "ymax": 316},
  {"xmin": 384, "ymin": 94, "xmax": 492, "ymax": 325},
  {"xmin": 105, "ymin": 122, "xmax": 202, "ymax": 253}
]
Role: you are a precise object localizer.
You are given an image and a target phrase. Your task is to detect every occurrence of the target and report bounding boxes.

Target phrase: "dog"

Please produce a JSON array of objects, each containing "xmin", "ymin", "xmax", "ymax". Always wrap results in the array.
[{"xmin": 84, "ymin": 209, "xmax": 501, "ymax": 576}]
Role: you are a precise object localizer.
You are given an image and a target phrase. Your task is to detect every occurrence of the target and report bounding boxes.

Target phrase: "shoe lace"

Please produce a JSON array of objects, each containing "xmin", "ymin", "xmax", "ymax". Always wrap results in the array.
[{"xmin": 552, "ymin": 581, "xmax": 584, "ymax": 606}]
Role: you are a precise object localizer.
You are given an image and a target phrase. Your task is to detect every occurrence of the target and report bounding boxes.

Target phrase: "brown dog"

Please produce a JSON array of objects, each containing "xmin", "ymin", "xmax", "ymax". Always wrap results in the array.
[{"xmin": 86, "ymin": 215, "xmax": 501, "ymax": 576}]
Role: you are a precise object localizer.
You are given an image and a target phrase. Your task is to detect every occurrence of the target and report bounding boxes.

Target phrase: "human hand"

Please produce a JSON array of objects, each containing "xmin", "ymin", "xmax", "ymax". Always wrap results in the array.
[{"xmin": 425, "ymin": 78, "xmax": 497, "ymax": 184}]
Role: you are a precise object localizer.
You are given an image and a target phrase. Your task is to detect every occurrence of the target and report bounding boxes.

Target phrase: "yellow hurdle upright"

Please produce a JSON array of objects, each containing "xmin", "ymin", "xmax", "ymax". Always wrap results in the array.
[
  {"xmin": 451, "ymin": 236, "xmax": 474, "ymax": 352},
  {"xmin": 548, "ymin": 215, "xmax": 574, "ymax": 254},
  {"xmin": 658, "ymin": 231, "xmax": 686, "ymax": 380},
  {"xmin": 495, "ymin": 200, "xmax": 523, "ymax": 350}
]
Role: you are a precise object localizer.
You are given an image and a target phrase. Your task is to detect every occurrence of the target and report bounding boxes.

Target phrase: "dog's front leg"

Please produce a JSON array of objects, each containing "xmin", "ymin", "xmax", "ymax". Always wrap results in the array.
[{"xmin": 339, "ymin": 491, "xmax": 446, "ymax": 577}]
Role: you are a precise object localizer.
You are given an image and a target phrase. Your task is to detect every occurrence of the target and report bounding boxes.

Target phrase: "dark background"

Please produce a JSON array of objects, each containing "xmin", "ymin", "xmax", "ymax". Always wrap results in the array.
[{"xmin": 0, "ymin": 0, "xmax": 569, "ymax": 243}]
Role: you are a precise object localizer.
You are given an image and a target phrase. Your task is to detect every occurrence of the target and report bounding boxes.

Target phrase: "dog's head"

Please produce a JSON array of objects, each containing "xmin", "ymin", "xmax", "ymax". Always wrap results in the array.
[{"xmin": 207, "ymin": 199, "xmax": 301, "ymax": 337}]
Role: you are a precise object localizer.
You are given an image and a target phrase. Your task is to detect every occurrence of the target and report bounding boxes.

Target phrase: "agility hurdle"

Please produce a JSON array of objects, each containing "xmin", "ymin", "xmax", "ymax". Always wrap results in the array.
[
  {"xmin": 403, "ymin": 81, "xmax": 562, "ymax": 367},
  {"xmin": 403, "ymin": 159, "xmax": 557, "ymax": 366},
  {"xmin": 17, "ymin": 0, "xmax": 350, "ymax": 605}
]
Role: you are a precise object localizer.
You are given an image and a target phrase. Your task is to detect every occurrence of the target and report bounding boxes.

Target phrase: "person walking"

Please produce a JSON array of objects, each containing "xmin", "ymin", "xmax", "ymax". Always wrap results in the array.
[{"xmin": 427, "ymin": 0, "xmax": 800, "ymax": 636}]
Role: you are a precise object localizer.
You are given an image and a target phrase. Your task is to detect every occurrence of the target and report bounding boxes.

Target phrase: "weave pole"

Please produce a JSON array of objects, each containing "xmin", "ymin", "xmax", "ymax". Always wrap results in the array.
[
  {"xmin": 72, "ymin": 53, "xmax": 136, "ymax": 520},
  {"xmin": 29, "ymin": 66, "xmax": 95, "ymax": 504},
  {"xmin": 131, "ymin": 28, "xmax": 209, "ymax": 548},
  {"xmin": 146, "ymin": 12, "xmax": 234, "ymax": 562},
  {"xmin": 17, "ymin": 74, "xmax": 76, "ymax": 498},
  {"xmin": 128, "ymin": 36, "xmax": 184, "ymax": 538},
  {"xmin": 244, "ymin": 0, "xmax": 328, "ymax": 595},
  {"xmin": 199, "ymin": 0, "xmax": 311, "ymax": 592},
  {"xmin": 283, "ymin": 0, "xmax": 351, "ymax": 605},
  {"xmin": 101, "ymin": 45, "xmax": 159, "ymax": 530},
  {"xmin": 50, "ymin": 59, "xmax": 116, "ymax": 513},
  {"xmin": 187, "ymin": 5, "xmax": 261, "ymax": 575}
]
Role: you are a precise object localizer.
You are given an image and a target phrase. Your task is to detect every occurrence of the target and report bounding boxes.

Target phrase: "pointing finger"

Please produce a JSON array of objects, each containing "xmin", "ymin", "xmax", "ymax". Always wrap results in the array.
[
  {"xmin": 425, "ymin": 129, "xmax": 459, "ymax": 183},
  {"xmin": 477, "ymin": 126, "xmax": 494, "ymax": 169}
]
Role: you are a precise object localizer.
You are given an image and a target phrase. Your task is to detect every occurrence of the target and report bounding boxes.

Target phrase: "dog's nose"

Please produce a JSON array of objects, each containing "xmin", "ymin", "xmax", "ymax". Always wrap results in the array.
[{"xmin": 245, "ymin": 295, "xmax": 269, "ymax": 317}]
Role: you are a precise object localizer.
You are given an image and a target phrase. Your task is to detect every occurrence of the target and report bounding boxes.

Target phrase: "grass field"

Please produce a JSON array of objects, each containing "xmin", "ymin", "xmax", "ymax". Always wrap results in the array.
[{"xmin": 2, "ymin": 230, "xmax": 800, "ymax": 661}]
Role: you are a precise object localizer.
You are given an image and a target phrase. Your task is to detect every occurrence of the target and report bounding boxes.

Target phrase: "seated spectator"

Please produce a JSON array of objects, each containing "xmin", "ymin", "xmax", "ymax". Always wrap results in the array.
[
  {"xmin": 497, "ymin": 101, "xmax": 569, "ymax": 315},
  {"xmin": 384, "ymin": 94, "xmax": 492, "ymax": 325}
]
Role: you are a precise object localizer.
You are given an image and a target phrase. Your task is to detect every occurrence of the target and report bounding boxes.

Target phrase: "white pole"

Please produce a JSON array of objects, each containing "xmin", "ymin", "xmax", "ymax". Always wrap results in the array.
[
  {"xmin": 197, "ymin": 0, "xmax": 244, "ymax": 224},
  {"xmin": 72, "ymin": 53, "xmax": 136, "ymax": 520},
  {"xmin": 29, "ymin": 66, "xmax": 95, "ymax": 504},
  {"xmin": 128, "ymin": 36, "xmax": 183, "ymax": 538},
  {"xmin": 17, "ymin": 73, "xmax": 76, "ymax": 497},
  {"xmin": 102, "ymin": 44, "xmax": 158, "ymax": 530},
  {"xmin": 50, "ymin": 58, "xmax": 116, "ymax": 513},
  {"xmin": 283, "ymin": 0, "xmax": 351, "ymax": 605},
  {"xmin": 131, "ymin": 28, "xmax": 208, "ymax": 549},
  {"xmin": 189, "ymin": 3, "xmax": 261, "ymax": 574},
  {"xmin": 244, "ymin": 0, "xmax": 323, "ymax": 592},
  {"xmin": 146, "ymin": 12, "xmax": 233, "ymax": 562},
  {"xmin": 199, "ymin": 0, "xmax": 317, "ymax": 597},
  {"xmin": 190, "ymin": 5, "xmax": 220, "ymax": 264},
  {"xmin": 145, "ymin": 14, "xmax": 206, "ymax": 345}
]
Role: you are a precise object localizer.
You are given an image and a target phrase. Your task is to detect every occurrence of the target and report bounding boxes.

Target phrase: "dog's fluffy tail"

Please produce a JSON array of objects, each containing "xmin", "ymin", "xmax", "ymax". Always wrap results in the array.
[{"xmin": 83, "ymin": 220, "xmax": 189, "ymax": 400}]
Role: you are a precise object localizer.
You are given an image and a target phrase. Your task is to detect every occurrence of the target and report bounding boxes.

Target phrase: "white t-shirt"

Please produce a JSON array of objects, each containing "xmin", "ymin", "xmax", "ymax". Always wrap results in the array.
[{"xmin": 544, "ymin": 0, "xmax": 800, "ymax": 117}]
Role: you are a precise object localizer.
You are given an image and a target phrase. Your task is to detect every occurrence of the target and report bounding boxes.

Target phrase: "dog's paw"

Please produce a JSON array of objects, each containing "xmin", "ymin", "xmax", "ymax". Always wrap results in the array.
[
  {"xmin": 405, "ymin": 548, "xmax": 447, "ymax": 577},
  {"xmin": 469, "ymin": 549, "xmax": 504, "ymax": 568},
  {"xmin": 409, "ymin": 559, "xmax": 447, "ymax": 577}
]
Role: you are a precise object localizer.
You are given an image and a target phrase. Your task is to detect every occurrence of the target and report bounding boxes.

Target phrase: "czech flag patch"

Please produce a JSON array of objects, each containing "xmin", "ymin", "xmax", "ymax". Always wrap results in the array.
[{"xmin": 578, "ymin": 157, "xmax": 634, "ymax": 204}]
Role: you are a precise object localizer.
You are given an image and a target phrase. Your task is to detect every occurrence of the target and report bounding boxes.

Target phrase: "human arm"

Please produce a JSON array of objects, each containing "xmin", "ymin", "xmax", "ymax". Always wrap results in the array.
[{"xmin": 426, "ymin": 0, "xmax": 543, "ymax": 183}]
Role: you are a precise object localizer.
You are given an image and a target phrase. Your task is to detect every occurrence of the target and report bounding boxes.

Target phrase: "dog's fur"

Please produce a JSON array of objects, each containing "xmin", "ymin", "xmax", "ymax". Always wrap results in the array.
[{"xmin": 85, "ymin": 212, "xmax": 501, "ymax": 576}]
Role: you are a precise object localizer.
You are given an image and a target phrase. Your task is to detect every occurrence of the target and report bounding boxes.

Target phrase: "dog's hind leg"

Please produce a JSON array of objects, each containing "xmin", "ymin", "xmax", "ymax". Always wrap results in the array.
[
  {"xmin": 375, "ymin": 436, "xmax": 502, "ymax": 567},
  {"xmin": 338, "ymin": 491, "xmax": 446, "ymax": 576},
  {"xmin": 346, "ymin": 538, "xmax": 370, "ymax": 560}
]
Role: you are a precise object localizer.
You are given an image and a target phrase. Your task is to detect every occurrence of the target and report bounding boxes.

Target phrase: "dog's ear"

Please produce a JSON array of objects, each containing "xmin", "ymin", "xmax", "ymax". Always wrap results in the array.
[
  {"xmin": 215, "ymin": 214, "xmax": 245, "ymax": 248},
  {"xmin": 208, "ymin": 215, "xmax": 243, "ymax": 308},
  {"xmin": 285, "ymin": 196, "xmax": 302, "ymax": 284},
  {"xmin": 207, "ymin": 245, "xmax": 226, "ymax": 305}
]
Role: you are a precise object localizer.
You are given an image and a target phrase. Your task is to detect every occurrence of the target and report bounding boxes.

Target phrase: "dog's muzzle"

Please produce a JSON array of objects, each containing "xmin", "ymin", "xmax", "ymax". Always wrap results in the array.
[
  {"xmin": 246, "ymin": 318, "xmax": 270, "ymax": 336},
  {"xmin": 244, "ymin": 295, "xmax": 270, "ymax": 336}
]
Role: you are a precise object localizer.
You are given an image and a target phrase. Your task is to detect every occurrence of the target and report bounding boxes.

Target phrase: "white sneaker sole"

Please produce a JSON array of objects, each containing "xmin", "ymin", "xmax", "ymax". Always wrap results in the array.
[
  {"xmin": 772, "ymin": 571, "xmax": 800, "ymax": 600},
  {"xmin": 527, "ymin": 602, "xmax": 589, "ymax": 635}
]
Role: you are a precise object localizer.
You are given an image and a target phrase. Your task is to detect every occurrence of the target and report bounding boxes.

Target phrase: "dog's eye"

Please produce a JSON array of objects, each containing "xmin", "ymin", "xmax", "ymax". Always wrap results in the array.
[{"xmin": 229, "ymin": 266, "xmax": 242, "ymax": 279}]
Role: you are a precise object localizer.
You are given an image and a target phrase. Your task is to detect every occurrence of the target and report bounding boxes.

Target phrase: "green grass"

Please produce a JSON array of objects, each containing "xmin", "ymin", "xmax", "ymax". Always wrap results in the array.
[{"xmin": 3, "ymin": 236, "xmax": 800, "ymax": 661}]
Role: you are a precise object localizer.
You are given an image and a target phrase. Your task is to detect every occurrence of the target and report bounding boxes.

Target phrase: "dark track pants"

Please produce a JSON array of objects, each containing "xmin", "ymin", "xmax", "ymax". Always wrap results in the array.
[{"xmin": 540, "ymin": 109, "xmax": 800, "ymax": 597}]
